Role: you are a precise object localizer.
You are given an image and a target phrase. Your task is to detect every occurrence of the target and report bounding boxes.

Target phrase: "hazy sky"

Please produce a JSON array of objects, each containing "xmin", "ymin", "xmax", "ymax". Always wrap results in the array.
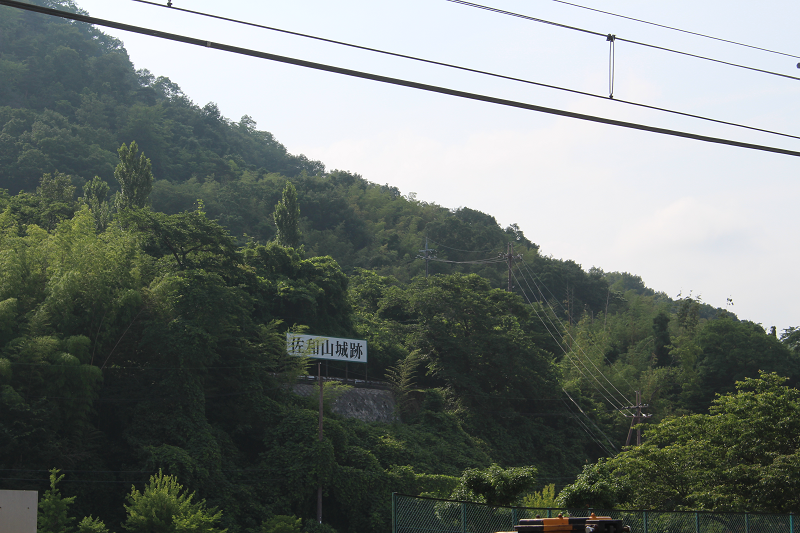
[{"xmin": 66, "ymin": 0, "xmax": 799, "ymax": 330}]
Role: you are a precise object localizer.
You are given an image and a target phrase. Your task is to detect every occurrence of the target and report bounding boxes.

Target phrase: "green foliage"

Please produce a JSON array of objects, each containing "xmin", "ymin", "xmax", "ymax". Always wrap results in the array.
[
  {"xmin": 384, "ymin": 351, "xmax": 422, "ymax": 420},
  {"xmin": 555, "ymin": 460, "xmax": 630, "ymax": 510},
  {"xmin": 122, "ymin": 470, "xmax": 226, "ymax": 533},
  {"xmin": 261, "ymin": 515, "xmax": 302, "ymax": 533},
  {"xmin": 305, "ymin": 381, "xmax": 353, "ymax": 414},
  {"xmin": 522, "ymin": 484, "xmax": 557, "ymax": 508},
  {"xmin": 81, "ymin": 176, "xmax": 111, "ymax": 231},
  {"xmin": 450, "ymin": 464, "xmax": 537, "ymax": 507},
  {"xmin": 559, "ymin": 372, "xmax": 800, "ymax": 512},
  {"xmin": 273, "ymin": 181, "xmax": 301, "ymax": 248},
  {"xmin": 38, "ymin": 469, "xmax": 76, "ymax": 533},
  {"xmin": 76, "ymin": 516, "xmax": 110, "ymax": 533},
  {"xmin": 301, "ymin": 520, "xmax": 338, "ymax": 533},
  {"xmin": 114, "ymin": 141, "xmax": 153, "ymax": 210}
]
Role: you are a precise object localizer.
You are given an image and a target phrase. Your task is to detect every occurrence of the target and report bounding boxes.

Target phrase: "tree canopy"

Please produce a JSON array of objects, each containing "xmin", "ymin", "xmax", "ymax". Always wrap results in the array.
[{"xmin": 558, "ymin": 372, "xmax": 800, "ymax": 513}]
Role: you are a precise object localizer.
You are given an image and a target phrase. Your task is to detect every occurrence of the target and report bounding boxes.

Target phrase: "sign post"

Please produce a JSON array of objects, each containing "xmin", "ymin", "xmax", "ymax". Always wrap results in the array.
[{"xmin": 287, "ymin": 333, "xmax": 367, "ymax": 524}]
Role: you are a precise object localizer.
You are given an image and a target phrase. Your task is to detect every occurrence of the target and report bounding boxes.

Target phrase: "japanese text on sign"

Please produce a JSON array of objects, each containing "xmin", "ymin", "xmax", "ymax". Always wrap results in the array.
[{"xmin": 286, "ymin": 333, "xmax": 367, "ymax": 363}]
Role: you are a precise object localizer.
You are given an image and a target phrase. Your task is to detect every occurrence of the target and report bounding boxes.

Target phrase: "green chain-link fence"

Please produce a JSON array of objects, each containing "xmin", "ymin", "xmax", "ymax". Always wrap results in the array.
[{"xmin": 392, "ymin": 494, "xmax": 797, "ymax": 533}]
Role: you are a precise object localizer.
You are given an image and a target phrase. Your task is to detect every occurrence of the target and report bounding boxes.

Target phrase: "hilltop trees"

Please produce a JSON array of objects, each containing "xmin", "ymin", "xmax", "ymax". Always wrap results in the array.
[{"xmin": 558, "ymin": 372, "xmax": 800, "ymax": 512}]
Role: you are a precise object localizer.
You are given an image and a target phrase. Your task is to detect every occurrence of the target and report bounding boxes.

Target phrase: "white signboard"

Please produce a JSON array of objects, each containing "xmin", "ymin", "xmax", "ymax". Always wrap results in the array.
[
  {"xmin": 286, "ymin": 333, "xmax": 367, "ymax": 363},
  {"xmin": 0, "ymin": 490, "xmax": 37, "ymax": 533}
]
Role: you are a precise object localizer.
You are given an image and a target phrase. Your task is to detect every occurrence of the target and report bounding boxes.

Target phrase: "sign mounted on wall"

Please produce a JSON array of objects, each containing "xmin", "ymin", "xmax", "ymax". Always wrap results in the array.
[{"xmin": 286, "ymin": 333, "xmax": 367, "ymax": 363}]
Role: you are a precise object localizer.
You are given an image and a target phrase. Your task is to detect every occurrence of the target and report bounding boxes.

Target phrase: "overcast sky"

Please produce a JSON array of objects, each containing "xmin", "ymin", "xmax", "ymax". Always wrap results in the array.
[{"xmin": 68, "ymin": 0, "xmax": 800, "ymax": 331}]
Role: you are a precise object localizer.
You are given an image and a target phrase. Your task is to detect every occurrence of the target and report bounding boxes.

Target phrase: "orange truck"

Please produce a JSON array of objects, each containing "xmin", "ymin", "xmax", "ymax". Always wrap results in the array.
[{"xmin": 498, "ymin": 512, "xmax": 631, "ymax": 533}]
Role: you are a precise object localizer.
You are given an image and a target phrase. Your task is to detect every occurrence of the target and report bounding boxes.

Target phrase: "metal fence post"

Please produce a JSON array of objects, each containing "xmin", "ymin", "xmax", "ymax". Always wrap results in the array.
[
  {"xmin": 391, "ymin": 493, "xmax": 397, "ymax": 533},
  {"xmin": 643, "ymin": 510, "xmax": 647, "ymax": 533},
  {"xmin": 745, "ymin": 513, "xmax": 749, "ymax": 533},
  {"xmin": 512, "ymin": 508, "xmax": 517, "ymax": 528},
  {"xmin": 695, "ymin": 512, "xmax": 699, "ymax": 533},
  {"xmin": 547, "ymin": 508, "xmax": 552, "ymax": 518},
  {"xmin": 461, "ymin": 502, "xmax": 467, "ymax": 533},
  {"xmin": 791, "ymin": 512, "xmax": 794, "ymax": 533}
]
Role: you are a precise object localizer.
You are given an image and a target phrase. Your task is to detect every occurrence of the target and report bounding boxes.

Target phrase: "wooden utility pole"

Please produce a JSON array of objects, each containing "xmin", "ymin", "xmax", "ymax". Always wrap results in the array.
[
  {"xmin": 502, "ymin": 243, "xmax": 521, "ymax": 292},
  {"xmin": 622, "ymin": 391, "xmax": 651, "ymax": 447},
  {"xmin": 418, "ymin": 237, "xmax": 436, "ymax": 278},
  {"xmin": 317, "ymin": 361, "xmax": 323, "ymax": 523}
]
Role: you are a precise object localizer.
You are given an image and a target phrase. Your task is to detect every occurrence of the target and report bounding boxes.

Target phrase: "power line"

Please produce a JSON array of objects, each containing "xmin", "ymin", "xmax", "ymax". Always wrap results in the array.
[
  {"xmin": 518, "ymin": 257, "xmax": 636, "ymax": 393},
  {"xmin": 544, "ymin": 0, "xmax": 800, "ymax": 60},
  {"xmin": 128, "ymin": 0, "xmax": 800, "ymax": 141},
  {"xmin": 447, "ymin": 0, "xmax": 605, "ymax": 37},
  {"xmin": 425, "ymin": 238, "xmax": 501, "ymax": 254},
  {"xmin": 510, "ymin": 268, "xmax": 632, "ymax": 415},
  {"xmin": 515, "ymin": 261, "xmax": 638, "ymax": 403},
  {"xmin": 4, "ymin": 0, "xmax": 800, "ymax": 158},
  {"xmin": 511, "ymin": 268, "xmax": 633, "ymax": 413},
  {"xmin": 428, "ymin": 257, "xmax": 506, "ymax": 265},
  {"xmin": 445, "ymin": 0, "xmax": 800, "ymax": 82},
  {"xmin": 562, "ymin": 388, "xmax": 618, "ymax": 453}
]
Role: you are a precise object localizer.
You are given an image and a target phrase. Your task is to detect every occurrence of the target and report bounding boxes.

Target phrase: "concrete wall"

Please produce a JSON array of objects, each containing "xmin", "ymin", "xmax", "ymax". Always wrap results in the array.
[
  {"xmin": 0, "ymin": 490, "xmax": 37, "ymax": 533},
  {"xmin": 294, "ymin": 384, "xmax": 396, "ymax": 423}
]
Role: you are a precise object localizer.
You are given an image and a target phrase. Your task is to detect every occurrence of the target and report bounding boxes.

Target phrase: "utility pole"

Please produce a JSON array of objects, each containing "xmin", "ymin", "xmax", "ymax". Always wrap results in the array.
[
  {"xmin": 317, "ymin": 361, "xmax": 323, "ymax": 523},
  {"xmin": 622, "ymin": 391, "xmax": 651, "ymax": 447},
  {"xmin": 417, "ymin": 237, "xmax": 436, "ymax": 278},
  {"xmin": 501, "ymin": 243, "xmax": 522, "ymax": 292}
]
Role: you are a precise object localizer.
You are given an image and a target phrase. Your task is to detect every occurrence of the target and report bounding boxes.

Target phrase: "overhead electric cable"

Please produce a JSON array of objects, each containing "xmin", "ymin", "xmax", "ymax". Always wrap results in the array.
[
  {"xmin": 128, "ymin": 0, "xmax": 800, "ymax": 141},
  {"xmin": 511, "ymin": 269, "xmax": 633, "ymax": 414},
  {"xmin": 512, "ymin": 266, "xmax": 635, "ymax": 410},
  {"xmin": 563, "ymin": 388, "xmax": 619, "ymax": 453},
  {"xmin": 426, "ymin": 238, "xmax": 501, "ymax": 254},
  {"xmin": 428, "ymin": 257, "xmax": 506, "ymax": 264},
  {"xmin": 562, "ymin": 399, "xmax": 615, "ymax": 456},
  {"xmin": 515, "ymin": 262, "xmax": 636, "ymax": 400},
  {"xmin": 5, "ymin": 0, "xmax": 800, "ymax": 157},
  {"xmin": 545, "ymin": 0, "xmax": 800, "ymax": 60},
  {"xmin": 514, "ymin": 280, "xmax": 633, "ymax": 414},
  {"xmin": 445, "ymin": 0, "xmax": 800, "ymax": 82}
]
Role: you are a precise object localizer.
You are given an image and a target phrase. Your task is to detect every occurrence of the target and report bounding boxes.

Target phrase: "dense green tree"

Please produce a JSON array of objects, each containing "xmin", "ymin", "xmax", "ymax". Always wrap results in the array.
[
  {"xmin": 123, "ymin": 470, "xmax": 226, "ymax": 533},
  {"xmin": 685, "ymin": 318, "xmax": 799, "ymax": 411},
  {"xmin": 38, "ymin": 469, "xmax": 77, "ymax": 533},
  {"xmin": 652, "ymin": 311, "xmax": 672, "ymax": 367},
  {"xmin": 450, "ymin": 463, "xmax": 537, "ymax": 506},
  {"xmin": 558, "ymin": 372, "xmax": 800, "ymax": 513},
  {"xmin": 81, "ymin": 176, "xmax": 111, "ymax": 231},
  {"xmin": 114, "ymin": 141, "xmax": 153, "ymax": 210},
  {"xmin": 273, "ymin": 181, "xmax": 301, "ymax": 248}
]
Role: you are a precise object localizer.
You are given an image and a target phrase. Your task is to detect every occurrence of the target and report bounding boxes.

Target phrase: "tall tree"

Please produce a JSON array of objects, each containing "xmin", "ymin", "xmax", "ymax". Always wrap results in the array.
[
  {"xmin": 273, "ymin": 181, "xmax": 301, "ymax": 248},
  {"xmin": 36, "ymin": 171, "xmax": 76, "ymax": 231},
  {"xmin": 81, "ymin": 176, "xmax": 111, "ymax": 231},
  {"xmin": 114, "ymin": 141, "xmax": 153, "ymax": 210}
]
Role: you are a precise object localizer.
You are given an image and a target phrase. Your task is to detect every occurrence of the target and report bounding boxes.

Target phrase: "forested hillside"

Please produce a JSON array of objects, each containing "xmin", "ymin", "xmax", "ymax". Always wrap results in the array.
[{"xmin": 2, "ymin": 1, "xmax": 800, "ymax": 531}]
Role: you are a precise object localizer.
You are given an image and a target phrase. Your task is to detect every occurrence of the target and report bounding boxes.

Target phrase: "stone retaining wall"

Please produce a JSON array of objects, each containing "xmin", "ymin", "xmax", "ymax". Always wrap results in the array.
[{"xmin": 293, "ymin": 384, "xmax": 396, "ymax": 423}]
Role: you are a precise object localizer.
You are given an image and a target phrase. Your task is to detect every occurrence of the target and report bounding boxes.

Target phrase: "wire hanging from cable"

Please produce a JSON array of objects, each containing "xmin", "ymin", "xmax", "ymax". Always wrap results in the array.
[{"xmin": 607, "ymin": 34, "xmax": 616, "ymax": 99}]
